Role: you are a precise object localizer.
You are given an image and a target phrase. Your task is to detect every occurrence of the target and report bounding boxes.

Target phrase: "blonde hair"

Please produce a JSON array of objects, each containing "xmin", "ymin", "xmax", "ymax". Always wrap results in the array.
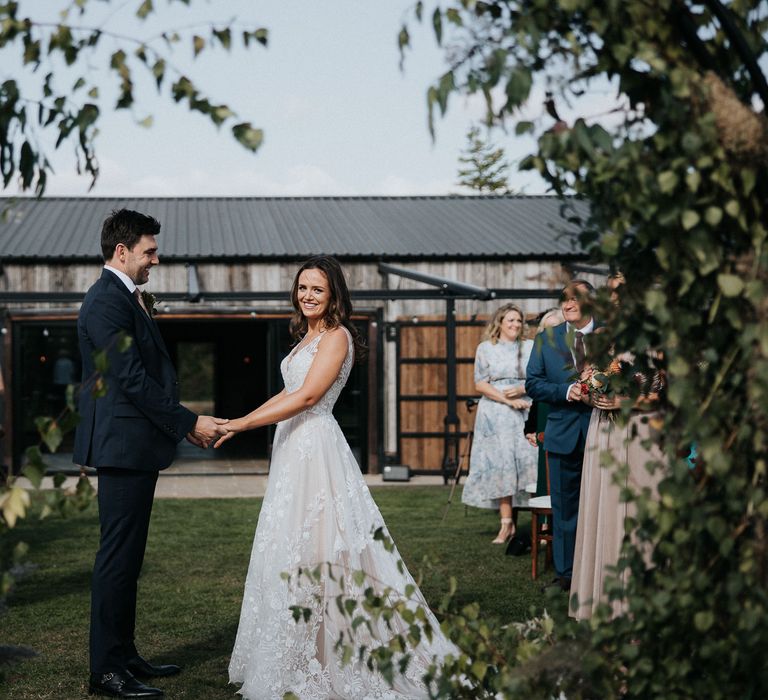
[
  {"xmin": 483, "ymin": 303, "xmax": 526, "ymax": 377},
  {"xmin": 484, "ymin": 303, "xmax": 525, "ymax": 344}
]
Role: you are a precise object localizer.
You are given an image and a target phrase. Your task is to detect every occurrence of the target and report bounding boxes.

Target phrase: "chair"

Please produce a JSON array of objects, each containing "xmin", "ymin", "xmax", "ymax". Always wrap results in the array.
[{"xmin": 528, "ymin": 431, "xmax": 553, "ymax": 580}]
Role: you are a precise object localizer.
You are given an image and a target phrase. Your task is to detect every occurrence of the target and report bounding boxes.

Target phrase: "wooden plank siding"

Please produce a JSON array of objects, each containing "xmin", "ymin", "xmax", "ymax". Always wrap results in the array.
[{"xmin": 397, "ymin": 317, "xmax": 487, "ymax": 472}]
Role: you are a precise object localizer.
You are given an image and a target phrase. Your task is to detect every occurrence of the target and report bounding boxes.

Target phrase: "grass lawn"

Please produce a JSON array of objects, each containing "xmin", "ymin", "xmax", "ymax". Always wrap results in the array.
[{"xmin": 2, "ymin": 486, "xmax": 564, "ymax": 699}]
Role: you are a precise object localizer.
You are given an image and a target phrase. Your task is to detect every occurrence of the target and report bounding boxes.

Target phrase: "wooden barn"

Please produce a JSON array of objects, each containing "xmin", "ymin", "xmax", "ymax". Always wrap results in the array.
[{"xmin": 0, "ymin": 195, "xmax": 595, "ymax": 476}]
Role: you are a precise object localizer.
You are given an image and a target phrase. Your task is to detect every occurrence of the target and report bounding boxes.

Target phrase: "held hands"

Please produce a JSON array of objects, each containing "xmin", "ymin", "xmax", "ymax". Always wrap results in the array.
[
  {"xmin": 506, "ymin": 398, "xmax": 531, "ymax": 410},
  {"xmin": 186, "ymin": 415, "xmax": 229, "ymax": 449},
  {"xmin": 213, "ymin": 418, "xmax": 245, "ymax": 449}
]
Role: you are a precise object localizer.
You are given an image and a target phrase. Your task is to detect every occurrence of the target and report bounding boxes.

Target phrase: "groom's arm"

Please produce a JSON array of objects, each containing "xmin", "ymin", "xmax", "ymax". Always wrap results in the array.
[{"xmin": 85, "ymin": 294, "xmax": 197, "ymax": 442}]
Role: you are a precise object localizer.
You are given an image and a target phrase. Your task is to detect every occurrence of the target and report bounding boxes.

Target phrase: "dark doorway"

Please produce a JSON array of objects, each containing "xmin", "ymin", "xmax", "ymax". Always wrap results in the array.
[{"xmin": 161, "ymin": 320, "xmax": 270, "ymax": 459}]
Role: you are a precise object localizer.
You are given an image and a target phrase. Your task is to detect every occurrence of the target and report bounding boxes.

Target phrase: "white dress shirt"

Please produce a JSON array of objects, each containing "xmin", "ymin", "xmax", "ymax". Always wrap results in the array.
[
  {"xmin": 565, "ymin": 317, "xmax": 595, "ymax": 400},
  {"xmin": 104, "ymin": 264, "xmax": 137, "ymax": 294}
]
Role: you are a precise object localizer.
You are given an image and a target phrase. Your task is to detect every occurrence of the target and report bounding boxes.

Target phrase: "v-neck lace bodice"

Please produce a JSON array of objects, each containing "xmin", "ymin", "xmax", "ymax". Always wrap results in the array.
[{"xmin": 280, "ymin": 330, "xmax": 353, "ymax": 416}]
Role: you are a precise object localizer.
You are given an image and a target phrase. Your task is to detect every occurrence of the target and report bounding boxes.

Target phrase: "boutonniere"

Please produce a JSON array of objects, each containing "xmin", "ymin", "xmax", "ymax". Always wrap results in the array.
[{"xmin": 141, "ymin": 290, "xmax": 158, "ymax": 316}]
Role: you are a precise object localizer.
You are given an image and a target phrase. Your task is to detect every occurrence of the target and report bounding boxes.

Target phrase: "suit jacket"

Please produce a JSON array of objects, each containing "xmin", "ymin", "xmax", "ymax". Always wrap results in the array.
[
  {"xmin": 525, "ymin": 323, "xmax": 593, "ymax": 455},
  {"xmin": 73, "ymin": 269, "xmax": 197, "ymax": 471}
]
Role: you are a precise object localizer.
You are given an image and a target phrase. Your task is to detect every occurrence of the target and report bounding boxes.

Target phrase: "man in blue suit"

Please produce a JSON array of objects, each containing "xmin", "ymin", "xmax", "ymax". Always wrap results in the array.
[
  {"xmin": 526, "ymin": 280, "xmax": 596, "ymax": 591},
  {"xmin": 74, "ymin": 209, "xmax": 227, "ymax": 698}
]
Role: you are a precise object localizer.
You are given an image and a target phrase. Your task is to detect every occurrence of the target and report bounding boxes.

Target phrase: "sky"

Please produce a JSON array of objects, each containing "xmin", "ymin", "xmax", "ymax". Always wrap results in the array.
[{"xmin": 4, "ymin": 0, "xmax": 551, "ymax": 198}]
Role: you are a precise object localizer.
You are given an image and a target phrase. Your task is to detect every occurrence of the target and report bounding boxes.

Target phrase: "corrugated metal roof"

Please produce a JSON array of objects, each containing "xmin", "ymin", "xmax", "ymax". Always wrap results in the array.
[{"xmin": 0, "ymin": 195, "xmax": 589, "ymax": 261}]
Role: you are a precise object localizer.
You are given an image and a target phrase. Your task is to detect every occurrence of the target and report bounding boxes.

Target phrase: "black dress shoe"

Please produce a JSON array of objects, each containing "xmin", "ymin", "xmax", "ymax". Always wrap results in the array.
[
  {"xmin": 88, "ymin": 671, "xmax": 163, "ymax": 698},
  {"xmin": 126, "ymin": 655, "xmax": 181, "ymax": 679},
  {"xmin": 560, "ymin": 577, "xmax": 572, "ymax": 592}
]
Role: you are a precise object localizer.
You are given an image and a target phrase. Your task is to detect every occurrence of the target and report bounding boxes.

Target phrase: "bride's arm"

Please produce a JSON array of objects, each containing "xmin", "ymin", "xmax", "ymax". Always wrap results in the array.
[{"xmin": 214, "ymin": 329, "xmax": 349, "ymax": 447}]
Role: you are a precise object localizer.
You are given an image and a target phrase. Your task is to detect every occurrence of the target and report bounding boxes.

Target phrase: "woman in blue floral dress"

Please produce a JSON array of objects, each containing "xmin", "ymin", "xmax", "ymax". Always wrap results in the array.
[{"xmin": 462, "ymin": 304, "xmax": 538, "ymax": 543}]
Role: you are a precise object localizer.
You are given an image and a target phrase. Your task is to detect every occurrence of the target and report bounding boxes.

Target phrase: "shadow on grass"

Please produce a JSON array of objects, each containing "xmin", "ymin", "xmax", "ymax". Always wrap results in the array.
[
  {"xmin": 160, "ymin": 624, "xmax": 240, "ymax": 671},
  {"xmin": 8, "ymin": 566, "xmax": 92, "ymax": 607}
]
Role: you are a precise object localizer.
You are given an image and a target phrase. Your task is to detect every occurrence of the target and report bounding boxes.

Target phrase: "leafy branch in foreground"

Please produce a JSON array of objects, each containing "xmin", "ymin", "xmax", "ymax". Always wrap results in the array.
[
  {"xmin": 0, "ymin": 0, "xmax": 268, "ymax": 194},
  {"xmin": 0, "ymin": 332, "xmax": 135, "ymax": 676},
  {"xmin": 282, "ymin": 529, "xmax": 611, "ymax": 699},
  {"xmin": 395, "ymin": 1, "xmax": 768, "ymax": 698}
]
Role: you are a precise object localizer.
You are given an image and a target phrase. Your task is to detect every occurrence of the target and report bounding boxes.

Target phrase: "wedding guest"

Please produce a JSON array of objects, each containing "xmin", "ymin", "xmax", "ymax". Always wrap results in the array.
[
  {"xmin": 569, "ymin": 273, "xmax": 665, "ymax": 619},
  {"xmin": 462, "ymin": 303, "xmax": 538, "ymax": 544},
  {"xmin": 526, "ymin": 281, "xmax": 597, "ymax": 591}
]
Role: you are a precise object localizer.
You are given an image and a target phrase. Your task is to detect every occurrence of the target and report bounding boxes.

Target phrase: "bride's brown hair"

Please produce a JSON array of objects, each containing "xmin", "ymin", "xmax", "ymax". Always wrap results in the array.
[{"xmin": 289, "ymin": 255, "xmax": 368, "ymax": 363}]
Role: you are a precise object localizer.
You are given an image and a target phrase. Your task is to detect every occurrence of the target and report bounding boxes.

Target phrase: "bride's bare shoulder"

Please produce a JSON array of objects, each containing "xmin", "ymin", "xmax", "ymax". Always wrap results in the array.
[{"xmin": 319, "ymin": 326, "xmax": 350, "ymax": 352}]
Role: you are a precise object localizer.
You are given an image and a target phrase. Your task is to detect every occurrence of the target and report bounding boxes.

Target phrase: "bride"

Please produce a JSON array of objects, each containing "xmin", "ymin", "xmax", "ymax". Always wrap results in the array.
[{"xmin": 216, "ymin": 256, "xmax": 456, "ymax": 699}]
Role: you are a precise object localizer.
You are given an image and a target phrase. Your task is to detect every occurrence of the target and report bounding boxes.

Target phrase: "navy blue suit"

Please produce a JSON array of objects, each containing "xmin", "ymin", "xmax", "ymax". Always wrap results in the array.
[
  {"xmin": 525, "ymin": 323, "xmax": 593, "ymax": 579},
  {"xmin": 74, "ymin": 269, "xmax": 196, "ymax": 674}
]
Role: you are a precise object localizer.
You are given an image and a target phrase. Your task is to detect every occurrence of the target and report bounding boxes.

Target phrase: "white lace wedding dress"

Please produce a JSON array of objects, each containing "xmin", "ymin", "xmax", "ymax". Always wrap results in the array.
[{"xmin": 229, "ymin": 329, "xmax": 457, "ymax": 699}]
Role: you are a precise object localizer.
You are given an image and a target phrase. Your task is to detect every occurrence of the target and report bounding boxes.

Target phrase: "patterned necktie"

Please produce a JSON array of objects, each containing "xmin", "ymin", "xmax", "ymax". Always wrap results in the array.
[
  {"xmin": 574, "ymin": 330, "xmax": 586, "ymax": 372},
  {"xmin": 133, "ymin": 288, "xmax": 150, "ymax": 317}
]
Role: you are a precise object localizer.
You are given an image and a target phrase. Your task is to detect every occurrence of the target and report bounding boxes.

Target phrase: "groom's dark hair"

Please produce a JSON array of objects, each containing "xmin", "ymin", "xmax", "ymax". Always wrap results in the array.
[{"xmin": 101, "ymin": 209, "xmax": 161, "ymax": 261}]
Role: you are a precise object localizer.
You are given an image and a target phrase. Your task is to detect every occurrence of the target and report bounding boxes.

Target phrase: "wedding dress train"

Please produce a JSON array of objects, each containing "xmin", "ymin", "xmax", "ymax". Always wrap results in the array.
[{"xmin": 229, "ymin": 329, "xmax": 456, "ymax": 699}]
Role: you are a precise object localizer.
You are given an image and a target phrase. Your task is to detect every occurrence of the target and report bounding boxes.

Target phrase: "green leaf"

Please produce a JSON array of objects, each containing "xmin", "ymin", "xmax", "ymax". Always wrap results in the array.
[
  {"xmin": 717, "ymin": 274, "xmax": 744, "ymax": 297},
  {"xmin": 657, "ymin": 170, "xmax": 678, "ymax": 194},
  {"xmin": 23, "ymin": 446, "xmax": 47, "ymax": 489},
  {"xmin": 725, "ymin": 200, "xmax": 740, "ymax": 218},
  {"xmin": 152, "ymin": 59, "xmax": 166, "ymax": 89},
  {"xmin": 432, "ymin": 8, "xmax": 442, "ymax": 45},
  {"xmin": 704, "ymin": 206, "xmax": 722, "ymax": 226},
  {"xmin": 515, "ymin": 120, "xmax": 534, "ymax": 135},
  {"xmin": 446, "ymin": 8, "xmax": 462, "ymax": 25},
  {"xmin": 601, "ymin": 231, "xmax": 621, "ymax": 255},
  {"xmin": 682, "ymin": 210, "xmax": 700, "ymax": 230},
  {"xmin": 212, "ymin": 28, "xmax": 231, "ymax": 50},
  {"xmin": 694, "ymin": 611, "xmax": 714, "ymax": 632},
  {"xmin": 117, "ymin": 332, "xmax": 133, "ymax": 352},
  {"xmin": 505, "ymin": 67, "xmax": 532, "ymax": 106},
  {"xmin": 65, "ymin": 384, "xmax": 77, "ymax": 411},
  {"xmin": 471, "ymin": 660, "xmax": 488, "ymax": 680},
  {"xmin": 0, "ymin": 487, "xmax": 31, "ymax": 528},
  {"xmin": 232, "ymin": 123, "xmax": 263, "ymax": 152},
  {"xmin": 36, "ymin": 417, "xmax": 63, "ymax": 453},
  {"xmin": 398, "ymin": 26, "xmax": 409, "ymax": 51},
  {"xmin": 136, "ymin": 0, "xmax": 153, "ymax": 19},
  {"xmin": 436, "ymin": 71, "xmax": 454, "ymax": 115},
  {"xmin": 192, "ymin": 35, "xmax": 205, "ymax": 57},
  {"xmin": 93, "ymin": 349, "xmax": 109, "ymax": 374},
  {"xmin": 685, "ymin": 170, "xmax": 701, "ymax": 192}
]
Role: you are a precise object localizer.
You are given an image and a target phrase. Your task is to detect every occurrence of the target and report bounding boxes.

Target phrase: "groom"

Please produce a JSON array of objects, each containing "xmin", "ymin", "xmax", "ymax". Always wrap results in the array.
[
  {"xmin": 73, "ymin": 209, "xmax": 227, "ymax": 698},
  {"xmin": 526, "ymin": 280, "xmax": 596, "ymax": 591}
]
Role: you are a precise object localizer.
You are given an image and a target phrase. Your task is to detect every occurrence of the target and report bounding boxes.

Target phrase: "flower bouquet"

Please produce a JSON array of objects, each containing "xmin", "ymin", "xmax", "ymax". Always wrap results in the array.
[{"xmin": 580, "ymin": 357, "xmax": 622, "ymax": 402}]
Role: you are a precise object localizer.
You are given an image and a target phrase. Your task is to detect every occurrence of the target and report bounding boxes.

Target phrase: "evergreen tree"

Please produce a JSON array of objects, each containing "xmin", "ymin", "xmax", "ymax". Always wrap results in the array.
[{"xmin": 456, "ymin": 125, "xmax": 510, "ymax": 194}]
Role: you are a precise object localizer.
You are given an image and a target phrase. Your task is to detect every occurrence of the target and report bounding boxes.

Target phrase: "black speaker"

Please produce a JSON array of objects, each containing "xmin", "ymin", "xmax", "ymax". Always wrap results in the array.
[{"xmin": 382, "ymin": 465, "xmax": 411, "ymax": 482}]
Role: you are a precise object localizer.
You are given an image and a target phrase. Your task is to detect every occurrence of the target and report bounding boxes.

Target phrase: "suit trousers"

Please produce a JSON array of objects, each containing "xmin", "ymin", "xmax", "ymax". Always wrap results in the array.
[
  {"xmin": 90, "ymin": 468, "xmax": 158, "ymax": 674},
  {"xmin": 548, "ymin": 434, "xmax": 586, "ymax": 580}
]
